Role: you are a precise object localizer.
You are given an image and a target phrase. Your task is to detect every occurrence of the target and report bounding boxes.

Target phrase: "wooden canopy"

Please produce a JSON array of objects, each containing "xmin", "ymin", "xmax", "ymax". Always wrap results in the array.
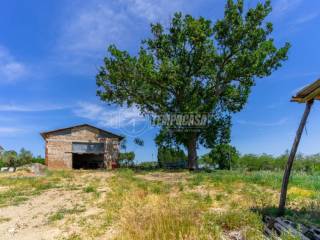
[
  {"xmin": 278, "ymin": 78, "xmax": 319, "ymax": 216},
  {"xmin": 291, "ymin": 79, "xmax": 320, "ymax": 103}
]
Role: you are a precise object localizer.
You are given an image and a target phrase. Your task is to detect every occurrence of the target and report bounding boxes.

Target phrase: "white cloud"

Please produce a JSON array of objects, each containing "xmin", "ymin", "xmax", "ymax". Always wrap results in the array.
[
  {"xmin": 0, "ymin": 127, "xmax": 27, "ymax": 137},
  {"xmin": 0, "ymin": 103, "xmax": 70, "ymax": 112},
  {"xmin": 0, "ymin": 127, "xmax": 23, "ymax": 134},
  {"xmin": 123, "ymin": 0, "xmax": 184, "ymax": 22},
  {"xmin": 57, "ymin": 0, "xmax": 186, "ymax": 61},
  {"xmin": 237, "ymin": 118, "xmax": 288, "ymax": 127},
  {"xmin": 59, "ymin": 2, "xmax": 128, "ymax": 57},
  {"xmin": 74, "ymin": 102, "xmax": 146, "ymax": 128},
  {"xmin": 272, "ymin": 0, "xmax": 302, "ymax": 18},
  {"xmin": 0, "ymin": 46, "xmax": 27, "ymax": 83},
  {"xmin": 294, "ymin": 12, "xmax": 319, "ymax": 24}
]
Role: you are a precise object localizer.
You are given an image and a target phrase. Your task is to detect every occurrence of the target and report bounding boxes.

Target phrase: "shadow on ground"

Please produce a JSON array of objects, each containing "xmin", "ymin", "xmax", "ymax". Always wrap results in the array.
[{"xmin": 252, "ymin": 206, "xmax": 320, "ymax": 227}]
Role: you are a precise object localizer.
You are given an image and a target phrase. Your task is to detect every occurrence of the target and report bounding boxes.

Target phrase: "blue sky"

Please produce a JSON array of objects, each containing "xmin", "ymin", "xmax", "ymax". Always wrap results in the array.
[{"xmin": 1, "ymin": 0, "xmax": 320, "ymax": 161}]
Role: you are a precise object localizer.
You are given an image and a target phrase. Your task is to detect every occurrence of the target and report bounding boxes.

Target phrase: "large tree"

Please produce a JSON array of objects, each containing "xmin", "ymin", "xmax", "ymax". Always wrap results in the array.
[{"xmin": 96, "ymin": 0, "xmax": 290, "ymax": 170}]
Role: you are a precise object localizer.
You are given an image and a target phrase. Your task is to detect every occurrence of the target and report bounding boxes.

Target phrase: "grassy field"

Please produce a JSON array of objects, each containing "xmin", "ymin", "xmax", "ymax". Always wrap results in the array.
[{"xmin": 0, "ymin": 169, "xmax": 319, "ymax": 240}]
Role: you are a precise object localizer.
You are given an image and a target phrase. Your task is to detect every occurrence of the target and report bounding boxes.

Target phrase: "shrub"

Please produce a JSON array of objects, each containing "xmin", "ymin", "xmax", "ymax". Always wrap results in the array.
[
  {"xmin": 236, "ymin": 152, "xmax": 320, "ymax": 172},
  {"xmin": 0, "ymin": 148, "xmax": 45, "ymax": 168},
  {"xmin": 157, "ymin": 147, "xmax": 187, "ymax": 169},
  {"xmin": 1, "ymin": 151, "xmax": 19, "ymax": 168},
  {"xmin": 18, "ymin": 148, "xmax": 33, "ymax": 165},
  {"xmin": 118, "ymin": 152, "xmax": 135, "ymax": 167},
  {"xmin": 135, "ymin": 161, "xmax": 158, "ymax": 170},
  {"xmin": 32, "ymin": 156, "xmax": 45, "ymax": 165},
  {"xmin": 200, "ymin": 144, "xmax": 239, "ymax": 170}
]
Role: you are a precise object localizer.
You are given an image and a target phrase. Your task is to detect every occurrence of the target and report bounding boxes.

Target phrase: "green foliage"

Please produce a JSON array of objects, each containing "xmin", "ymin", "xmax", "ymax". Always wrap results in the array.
[
  {"xmin": 31, "ymin": 155, "xmax": 45, "ymax": 165},
  {"xmin": 157, "ymin": 147, "xmax": 187, "ymax": 168},
  {"xmin": 133, "ymin": 138, "xmax": 144, "ymax": 146},
  {"xmin": 118, "ymin": 152, "xmax": 135, "ymax": 167},
  {"xmin": 135, "ymin": 161, "xmax": 159, "ymax": 170},
  {"xmin": 97, "ymin": 1, "xmax": 290, "ymax": 169},
  {"xmin": 83, "ymin": 185, "xmax": 97, "ymax": 193},
  {"xmin": 18, "ymin": 148, "xmax": 33, "ymax": 165},
  {"xmin": 0, "ymin": 148, "xmax": 44, "ymax": 168},
  {"xmin": 198, "ymin": 150, "xmax": 320, "ymax": 173},
  {"xmin": 200, "ymin": 144, "xmax": 239, "ymax": 169},
  {"xmin": 1, "ymin": 150, "xmax": 19, "ymax": 168},
  {"xmin": 237, "ymin": 152, "xmax": 320, "ymax": 173}
]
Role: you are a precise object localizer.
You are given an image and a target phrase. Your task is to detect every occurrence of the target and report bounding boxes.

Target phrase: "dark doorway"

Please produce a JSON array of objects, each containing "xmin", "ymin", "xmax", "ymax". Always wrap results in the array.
[{"xmin": 72, "ymin": 153, "xmax": 105, "ymax": 169}]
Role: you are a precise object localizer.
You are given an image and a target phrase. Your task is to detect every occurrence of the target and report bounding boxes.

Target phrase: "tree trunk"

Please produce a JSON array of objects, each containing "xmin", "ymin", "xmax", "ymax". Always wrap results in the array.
[
  {"xmin": 278, "ymin": 100, "xmax": 313, "ymax": 216},
  {"xmin": 187, "ymin": 134, "xmax": 198, "ymax": 170}
]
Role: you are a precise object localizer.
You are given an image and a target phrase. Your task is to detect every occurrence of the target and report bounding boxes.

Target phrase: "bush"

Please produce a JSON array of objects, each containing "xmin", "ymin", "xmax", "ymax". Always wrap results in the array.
[
  {"xmin": 118, "ymin": 152, "xmax": 135, "ymax": 167},
  {"xmin": 32, "ymin": 156, "xmax": 45, "ymax": 165},
  {"xmin": 199, "ymin": 144, "xmax": 239, "ymax": 170},
  {"xmin": 18, "ymin": 148, "xmax": 33, "ymax": 165},
  {"xmin": 135, "ymin": 161, "xmax": 159, "ymax": 170},
  {"xmin": 0, "ymin": 148, "xmax": 45, "ymax": 168},
  {"xmin": 2, "ymin": 150, "xmax": 19, "ymax": 168},
  {"xmin": 157, "ymin": 147, "xmax": 187, "ymax": 169},
  {"xmin": 198, "ymin": 149, "xmax": 320, "ymax": 173},
  {"xmin": 236, "ymin": 152, "xmax": 320, "ymax": 173}
]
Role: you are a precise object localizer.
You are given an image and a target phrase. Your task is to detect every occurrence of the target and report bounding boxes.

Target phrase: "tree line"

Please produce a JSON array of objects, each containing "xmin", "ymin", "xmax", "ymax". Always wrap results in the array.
[
  {"xmin": 0, "ymin": 148, "xmax": 45, "ymax": 168},
  {"xmin": 130, "ymin": 145, "xmax": 320, "ymax": 173},
  {"xmin": 200, "ymin": 147, "xmax": 320, "ymax": 173}
]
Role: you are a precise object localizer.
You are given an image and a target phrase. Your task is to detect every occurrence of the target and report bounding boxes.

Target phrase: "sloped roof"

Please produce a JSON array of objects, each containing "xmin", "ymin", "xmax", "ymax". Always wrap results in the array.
[
  {"xmin": 40, "ymin": 124, "xmax": 124, "ymax": 140},
  {"xmin": 292, "ymin": 79, "xmax": 320, "ymax": 103}
]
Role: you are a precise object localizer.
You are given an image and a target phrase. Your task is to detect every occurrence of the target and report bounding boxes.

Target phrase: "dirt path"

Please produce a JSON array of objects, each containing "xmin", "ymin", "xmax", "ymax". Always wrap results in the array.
[
  {"xmin": 137, "ymin": 172, "xmax": 189, "ymax": 183},
  {"xmin": 0, "ymin": 171, "xmax": 113, "ymax": 240},
  {"xmin": 0, "ymin": 188, "xmax": 81, "ymax": 240}
]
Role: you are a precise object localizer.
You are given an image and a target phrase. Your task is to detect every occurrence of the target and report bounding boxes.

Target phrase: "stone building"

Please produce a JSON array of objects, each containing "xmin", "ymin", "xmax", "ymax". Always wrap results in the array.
[{"xmin": 41, "ymin": 124, "xmax": 124, "ymax": 169}]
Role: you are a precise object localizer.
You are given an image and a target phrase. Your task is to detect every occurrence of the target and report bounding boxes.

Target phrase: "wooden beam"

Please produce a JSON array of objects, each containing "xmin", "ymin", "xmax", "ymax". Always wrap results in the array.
[
  {"xmin": 303, "ymin": 88, "xmax": 320, "ymax": 102},
  {"xmin": 278, "ymin": 100, "xmax": 314, "ymax": 216}
]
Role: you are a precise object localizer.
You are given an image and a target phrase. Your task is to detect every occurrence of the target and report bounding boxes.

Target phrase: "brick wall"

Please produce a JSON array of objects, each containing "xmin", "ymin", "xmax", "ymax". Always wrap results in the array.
[{"xmin": 44, "ymin": 126, "xmax": 120, "ymax": 169}]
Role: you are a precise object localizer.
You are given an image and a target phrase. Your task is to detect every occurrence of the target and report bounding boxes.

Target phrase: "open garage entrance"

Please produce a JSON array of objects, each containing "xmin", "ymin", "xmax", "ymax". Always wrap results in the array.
[
  {"xmin": 72, "ymin": 142, "xmax": 105, "ymax": 170},
  {"xmin": 72, "ymin": 153, "xmax": 105, "ymax": 169}
]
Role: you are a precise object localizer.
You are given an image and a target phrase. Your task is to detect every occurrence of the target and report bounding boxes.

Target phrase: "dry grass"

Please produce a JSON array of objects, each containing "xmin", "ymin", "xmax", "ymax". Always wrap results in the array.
[{"xmin": 0, "ymin": 169, "xmax": 318, "ymax": 239}]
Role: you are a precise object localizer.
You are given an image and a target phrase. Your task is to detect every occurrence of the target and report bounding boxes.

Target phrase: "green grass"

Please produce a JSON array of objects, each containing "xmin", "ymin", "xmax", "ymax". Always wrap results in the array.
[
  {"xmin": 0, "ymin": 175, "xmax": 62, "ymax": 207},
  {"xmin": 188, "ymin": 170, "xmax": 320, "ymax": 227},
  {"xmin": 48, "ymin": 205, "xmax": 86, "ymax": 222},
  {"xmin": 191, "ymin": 170, "xmax": 320, "ymax": 191},
  {"xmin": 0, "ymin": 169, "xmax": 318, "ymax": 239},
  {"xmin": 83, "ymin": 185, "xmax": 96, "ymax": 193}
]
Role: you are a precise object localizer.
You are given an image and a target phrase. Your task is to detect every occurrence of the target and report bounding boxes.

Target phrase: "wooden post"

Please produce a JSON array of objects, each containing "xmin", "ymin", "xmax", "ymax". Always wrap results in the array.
[{"xmin": 278, "ymin": 100, "xmax": 314, "ymax": 216}]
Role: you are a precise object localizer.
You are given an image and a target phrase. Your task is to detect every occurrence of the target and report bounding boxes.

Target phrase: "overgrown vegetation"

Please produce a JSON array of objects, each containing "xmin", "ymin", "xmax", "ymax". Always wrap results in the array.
[
  {"xmin": 237, "ymin": 152, "xmax": 320, "ymax": 173},
  {"xmin": 118, "ymin": 152, "xmax": 135, "ymax": 167},
  {"xmin": 0, "ymin": 148, "xmax": 45, "ymax": 168},
  {"xmin": 157, "ymin": 146, "xmax": 187, "ymax": 169},
  {"xmin": 198, "ymin": 148, "xmax": 320, "ymax": 173},
  {"xmin": 0, "ymin": 169, "xmax": 318, "ymax": 239}
]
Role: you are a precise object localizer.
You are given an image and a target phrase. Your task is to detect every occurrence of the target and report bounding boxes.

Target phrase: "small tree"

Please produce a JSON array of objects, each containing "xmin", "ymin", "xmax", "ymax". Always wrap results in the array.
[
  {"xmin": 18, "ymin": 148, "xmax": 33, "ymax": 165},
  {"xmin": 97, "ymin": 0, "xmax": 290, "ymax": 169},
  {"xmin": 118, "ymin": 152, "xmax": 135, "ymax": 167},
  {"xmin": 157, "ymin": 147, "xmax": 187, "ymax": 168},
  {"xmin": 133, "ymin": 138, "xmax": 144, "ymax": 147},
  {"xmin": 2, "ymin": 151, "xmax": 19, "ymax": 168},
  {"xmin": 200, "ymin": 144, "xmax": 239, "ymax": 169}
]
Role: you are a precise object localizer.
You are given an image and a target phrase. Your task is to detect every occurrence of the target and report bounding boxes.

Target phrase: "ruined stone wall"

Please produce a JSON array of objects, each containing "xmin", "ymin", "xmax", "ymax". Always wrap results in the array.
[
  {"xmin": 104, "ymin": 138, "xmax": 120, "ymax": 169},
  {"xmin": 45, "ymin": 126, "xmax": 120, "ymax": 169}
]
